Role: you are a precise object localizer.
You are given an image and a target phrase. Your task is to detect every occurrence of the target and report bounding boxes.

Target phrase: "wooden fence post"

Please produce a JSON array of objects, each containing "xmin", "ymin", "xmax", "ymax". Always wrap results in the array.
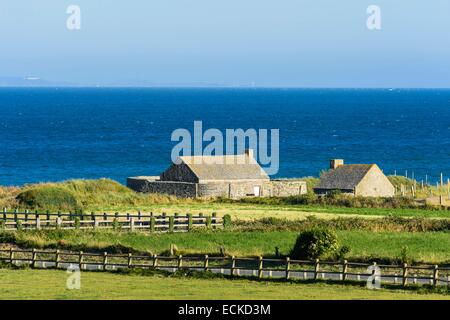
[
  {"xmin": 150, "ymin": 217, "xmax": 156, "ymax": 233},
  {"xmin": 102, "ymin": 252, "xmax": 108, "ymax": 271},
  {"xmin": 127, "ymin": 253, "xmax": 132, "ymax": 268},
  {"xmin": 230, "ymin": 256, "xmax": 236, "ymax": 276},
  {"xmin": 31, "ymin": 248, "xmax": 37, "ymax": 268},
  {"xmin": 55, "ymin": 249, "xmax": 60, "ymax": 269},
  {"xmin": 314, "ymin": 259, "xmax": 320, "ymax": 280},
  {"xmin": 130, "ymin": 217, "xmax": 135, "ymax": 232},
  {"xmin": 169, "ymin": 216, "xmax": 174, "ymax": 233},
  {"xmin": 204, "ymin": 255, "xmax": 209, "ymax": 272},
  {"xmin": 342, "ymin": 260, "xmax": 348, "ymax": 281},
  {"xmin": 2, "ymin": 207, "xmax": 6, "ymax": 220},
  {"xmin": 258, "ymin": 256, "xmax": 263, "ymax": 279},
  {"xmin": 187, "ymin": 214, "xmax": 193, "ymax": 231},
  {"xmin": 36, "ymin": 216, "xmax": 41, "ymax": 230},
  {"xmin": 162, "ymin": 212, "xmax": 167, "ymax": 228},
  {"xmin": 56, "ymin": 217, "xmax": 62, "ymax": 229},
  {"xmin": 25, "ymin": 209, "xmax": 29, "ymax": 222},
  {"xmin": 402, "ymin": 263, "xmax": 408, "ymax": 286},
  {"xmin": 285, "ymin": 257, "xmax": 291, "ymax": 280},
  {"xmin": 177, "ymin": 255, "xmax": 183, "ymax": 270},
  {"xmin": 153, "ymin": 254, "xmax": 158, "ymax": 269},
  {"xmin": 9, "ymin": 248, "xmax": 14, "ymax": 265},
  {"xmin": 79, "ymin": 251, "xmax": 84, "ymax": 270},
  {"xmin": 174, "ymin": 213, "xmax": 179, "ymax": 230},
  {"xmin": 433, "ymin": 265, "xmax": 439, "ymax": 287}
]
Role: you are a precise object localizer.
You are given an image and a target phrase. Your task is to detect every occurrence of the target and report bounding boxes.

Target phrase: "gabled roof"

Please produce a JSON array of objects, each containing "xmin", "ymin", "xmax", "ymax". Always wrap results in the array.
[
  {"xmin": 314, "ymin": 164, "xmax": 375, "ymax": 190},
  {"xmin": 177, "ymin": 153, "xmax": 270, "ymax": 182}
]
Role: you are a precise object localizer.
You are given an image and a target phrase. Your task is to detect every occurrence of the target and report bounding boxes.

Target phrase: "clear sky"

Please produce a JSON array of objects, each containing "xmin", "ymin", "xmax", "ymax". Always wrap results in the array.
[{"xmin": 0, "ymin": 0, "xmax": 449, "ymax": 87}]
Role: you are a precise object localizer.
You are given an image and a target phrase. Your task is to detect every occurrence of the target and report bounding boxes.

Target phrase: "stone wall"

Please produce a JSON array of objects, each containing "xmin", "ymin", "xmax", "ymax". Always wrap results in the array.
[
  {"xmin": 270, "ymin": 180, "xmax": 307, "ymax": 197},
  {"xmin": 127, "ymin": 177, "xmax": 197, "ymax": 198},
  {"xmin": 197, "ymin": 182, "xmax": 230, "ymax": 198},
  {"xmin": 127, "ymin": 177, "xmax": 307, "ymax": 199},
  {"xmin": 126, "ymin": 176, "xmax": 159, "ymax": 193}
]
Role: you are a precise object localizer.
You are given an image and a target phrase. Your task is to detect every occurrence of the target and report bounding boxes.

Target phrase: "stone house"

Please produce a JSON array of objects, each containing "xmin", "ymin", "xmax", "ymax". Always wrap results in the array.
[
  {"xmin": 314, "ymin": 159, "xmax": 395, "ymax": 197},
  {"xmin": 127, "ymin": 149, "xmax": 307, "ymax": 199}
]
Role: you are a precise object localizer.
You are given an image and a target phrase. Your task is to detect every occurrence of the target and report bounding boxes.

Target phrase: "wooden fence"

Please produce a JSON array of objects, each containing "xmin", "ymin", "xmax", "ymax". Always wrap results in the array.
[
  {"xmin": 0, "ymin": 248, "xmax": 449, "ymax": 288},
  {"xmin": 0, "ymin": 209, "xmax": 223, "ymax": 232}
]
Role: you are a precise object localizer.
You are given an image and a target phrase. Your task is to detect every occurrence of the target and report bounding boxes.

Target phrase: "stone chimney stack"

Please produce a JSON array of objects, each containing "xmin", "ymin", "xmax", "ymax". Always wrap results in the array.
[
  {"xmin": 330, "ymin": 159, "xmax": 344, "ymax": 170},
  {"xmin": 245, "ymin": 149, "xmax": 255, "ymax": 159}
]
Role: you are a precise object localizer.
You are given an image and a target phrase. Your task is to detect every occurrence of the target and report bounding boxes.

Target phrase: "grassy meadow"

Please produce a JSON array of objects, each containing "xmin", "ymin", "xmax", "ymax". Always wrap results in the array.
[
  {"xmin": 1, "ymin": 178, "xmax": 450, "ymax": 299},
  {"xmin": 0, "ymin": 268, "xmax": 448, "ymax": 300},
  {"xmin": 2, "ymin": 228, "xmax": 449, "ymax": 264}
]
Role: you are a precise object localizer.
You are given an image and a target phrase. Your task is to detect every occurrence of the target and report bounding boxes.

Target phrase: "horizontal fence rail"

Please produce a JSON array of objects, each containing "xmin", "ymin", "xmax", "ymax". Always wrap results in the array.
[
  {"xmin": 0, "ymin": 248, "xmax": 449, "ymax": 288},
  {"xmin": 0, "ymin": 209, "xmax": 223, "ymax": 232}
]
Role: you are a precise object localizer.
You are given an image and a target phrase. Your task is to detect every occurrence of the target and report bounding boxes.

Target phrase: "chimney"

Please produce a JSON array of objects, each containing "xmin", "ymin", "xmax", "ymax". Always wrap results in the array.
[
  {"xmin": 245, "ymin": 149, "xmax": 254, "ymax": 159},
  {"xmin": 330, "ymin": 159, "xmax": 344, "ymax": 169}
]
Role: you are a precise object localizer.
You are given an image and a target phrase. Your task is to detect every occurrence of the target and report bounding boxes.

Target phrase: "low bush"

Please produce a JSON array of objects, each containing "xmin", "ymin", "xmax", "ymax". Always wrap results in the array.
[
  {"xmin": 290, "ymin": 228, "xmax": 339, "ymax": 260},
  {"xmin": 222, "ymin": 214, "xmax": 232, "ymax": 229},
  {"xmin": 335, "ymin": 245, "xmax": 351, "ymax": 261}
]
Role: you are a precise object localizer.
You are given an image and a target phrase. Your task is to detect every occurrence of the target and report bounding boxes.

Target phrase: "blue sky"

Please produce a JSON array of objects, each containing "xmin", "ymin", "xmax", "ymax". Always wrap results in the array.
[{"xmin": 0, "ymin": 1, "xmax": 449, "ymax": 87}]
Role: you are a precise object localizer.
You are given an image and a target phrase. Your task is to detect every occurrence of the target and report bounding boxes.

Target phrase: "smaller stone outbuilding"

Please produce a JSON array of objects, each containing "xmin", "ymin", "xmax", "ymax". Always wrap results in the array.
[{"xmin": 314, "ymin": 159, "xmax": 395, "ymax": 197}]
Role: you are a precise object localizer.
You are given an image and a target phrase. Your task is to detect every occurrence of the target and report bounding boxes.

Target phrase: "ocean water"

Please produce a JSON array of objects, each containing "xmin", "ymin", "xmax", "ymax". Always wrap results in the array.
[{"xmin": 1, "ymin": 88, "xmax": 449, "ymax": 186}]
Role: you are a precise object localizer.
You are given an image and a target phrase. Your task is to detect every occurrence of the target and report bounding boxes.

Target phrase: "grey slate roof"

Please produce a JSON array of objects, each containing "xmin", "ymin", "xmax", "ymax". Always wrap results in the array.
[
  {"xmin": 178, "ymin": 154, "xmax": 270, "ymax": 182},
  {"xmin": 314, "ymin": 164, "xmax": 375, "ymax": 190}
]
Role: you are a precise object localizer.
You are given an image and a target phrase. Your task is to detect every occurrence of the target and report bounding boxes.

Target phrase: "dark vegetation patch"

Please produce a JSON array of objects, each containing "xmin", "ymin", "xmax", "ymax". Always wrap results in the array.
[
  {"xmin": 232, "ymin": 216, "xmax": 450, "ymax": 233},
  {"xmin": 216, "ymin": 192, "xmax": 434, "ymax": 209}
]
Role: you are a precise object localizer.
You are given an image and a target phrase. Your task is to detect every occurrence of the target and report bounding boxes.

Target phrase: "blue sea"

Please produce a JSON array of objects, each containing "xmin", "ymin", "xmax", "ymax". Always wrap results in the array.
[{"xmin": 1, "ymin": 88, "xmax": 449, "ymax": 186}]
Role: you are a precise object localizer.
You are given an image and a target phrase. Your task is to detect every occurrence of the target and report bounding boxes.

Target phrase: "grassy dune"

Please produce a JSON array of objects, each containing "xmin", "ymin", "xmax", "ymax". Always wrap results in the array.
[
  {"xmin": 2, "ymin": 179, "xmax": 449, "ymax": 220},
  {"xmin": 0, "ymin": 268, "xmax": 448, "ymax": 300}
]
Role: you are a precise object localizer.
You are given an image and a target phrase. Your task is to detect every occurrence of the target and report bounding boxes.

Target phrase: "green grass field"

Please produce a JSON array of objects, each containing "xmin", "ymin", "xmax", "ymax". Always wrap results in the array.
[
  {"xmin": 0, "ymin": 268, "xmax": 448, "ymax": 300},
  {"xmin": 6, "ymin": 229, "xmax": 450, "ymax": 264},
  {"xmin": 85, "ymin": 202, "xmax": 450, "ymax": 220},
  {"xmin": 2, "ymin": 178, "xmax": 450, "ymax": 299}
]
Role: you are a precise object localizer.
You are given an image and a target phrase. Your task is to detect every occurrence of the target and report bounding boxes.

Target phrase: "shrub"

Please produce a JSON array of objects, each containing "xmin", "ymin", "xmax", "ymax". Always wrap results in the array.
[
  {"xmin": 16, "ymin": 186, "xmax": 78, "ymax": 211},
  {"xmin": 400, "ymin": 246, "xmax": 411, "ymax": 264},
  {"xmin": 335, "ymin": 245, "xmax": 351, "ymax": 261},
  {"xmin": 222, "ymin": 214, "xmax": 232, "ymax": 229},
  {"xmin": 290, "ymin": 228, "xmax": 339, "ymax": 260}
]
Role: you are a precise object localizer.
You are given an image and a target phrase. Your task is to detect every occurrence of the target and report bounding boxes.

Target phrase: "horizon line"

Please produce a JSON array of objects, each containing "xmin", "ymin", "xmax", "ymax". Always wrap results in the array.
[{"xmin": 1, "ymin": 86, "xmax": 450, "ymax": 90}]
